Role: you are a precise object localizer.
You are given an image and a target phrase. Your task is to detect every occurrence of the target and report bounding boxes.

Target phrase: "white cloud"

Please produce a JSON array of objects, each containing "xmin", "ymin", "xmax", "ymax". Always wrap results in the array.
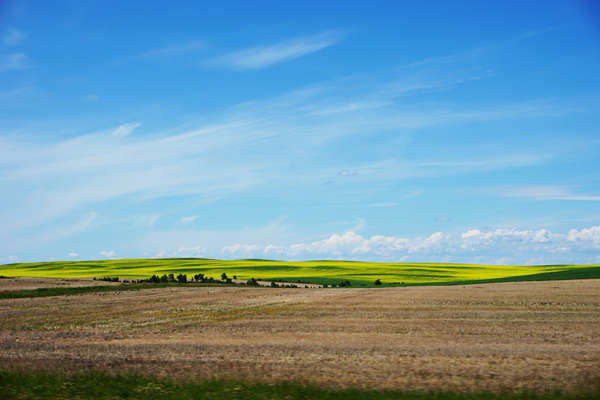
[
  {"xmin": 0, "ymin": 255, "xmax": 21, "ymax": 264},
  {"xmin": 3, "ymin": 28, "xmax": 25, "ymax": 46},
  {"xmin": 222, "ymin": 225, "xmax": 600, "ymax": 262},
  {"xmin": 0, "ymin": 54, "xmax": 589, "ymax": 254},
  {"xmin": 68, "ymin": 252, "xmax": 79, "ymax": 257},
  {"xmin": 222, "ymin": 244, "xmax": 263, "ymax": 258},
  {"xmin": 461, "ymin": 226, "xmax": 600, "ymax": 252},
  {"xmin": 209, "ymin": 32, "xmax": 340, "ymax": 70},
  {"xmin": 134, "ymin": 215, "xmax": 159, "ymax": 228},
  {"xmin": 154, "ymin": 245, "xmax": 208, "ymax": 258},
  {"xmin": 139, "ymin": 40, "xmax": 205, "ymax": 59},
  {"xmin": 180, "ymin": 215, "xmax": 199, "ymax": 223},
  {"xmin": 112, "ymin": 122, "xmax": 141, "ymax": 136},
  {"xmin": 1, "ymin": 213, "xmax": 97, "ymax": 254},
  {"xmin": 337, "ymin": 170, "xmax": 359, "ymax": 177},
  {"xmin": 177, "ymin": 245, "xmax": 207, "ymax": 256},
  {"xmin": 261, "ymin": 231, "xmax": 451, "ymax": 259},
  {"xmin": 0, "ymin": 53, "xmax": 28, "ymax": 72},
  {"xmin": 490, "ymin": 186, "xmax": 600, "ymax": 201},
  {"xmin": 435, "ymin": 217, "xmax": 451, "ymax": 222},
  {"xmin": 100, "ymin": 250, "xmax": 116, "ymax": 258}
]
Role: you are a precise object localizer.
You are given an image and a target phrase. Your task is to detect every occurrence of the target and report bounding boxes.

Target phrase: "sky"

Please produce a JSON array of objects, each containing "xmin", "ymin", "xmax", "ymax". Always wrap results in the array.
[{"xmin": 1, "ymin": 0, "xmax": 600, "ymax": 266}]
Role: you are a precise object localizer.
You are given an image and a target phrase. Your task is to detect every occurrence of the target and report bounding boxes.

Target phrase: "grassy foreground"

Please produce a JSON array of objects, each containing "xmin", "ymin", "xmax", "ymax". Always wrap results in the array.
[
  {"xmin": 0, "ymin": 371, "xmax": 596, "ymax": 400},
  {"xmin": 1, "ymin": 258, "xmax": 599, "ymax": 286}
]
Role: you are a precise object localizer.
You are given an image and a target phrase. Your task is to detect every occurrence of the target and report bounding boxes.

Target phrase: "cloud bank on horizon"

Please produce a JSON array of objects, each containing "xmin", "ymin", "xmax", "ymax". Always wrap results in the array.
[{"xmin": 0, "ymin": 1, "xmax": 599, "ymax": 265}]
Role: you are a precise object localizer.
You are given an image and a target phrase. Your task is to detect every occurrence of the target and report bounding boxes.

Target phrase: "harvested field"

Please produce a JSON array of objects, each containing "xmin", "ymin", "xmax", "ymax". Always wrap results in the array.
[
  {"xmin": 0, "ymin": 276, "xmax": 122, "ymax": 291},
  {"xmin": 0, "ymin": 279, "xmax": 599, "ymax": 393}
]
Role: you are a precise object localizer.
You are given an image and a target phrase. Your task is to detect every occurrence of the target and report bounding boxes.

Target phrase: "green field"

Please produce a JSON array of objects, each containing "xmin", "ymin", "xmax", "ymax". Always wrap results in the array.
[{"xmin": 1, "ymin": 258, "xmax": 599, "ymax": 286}]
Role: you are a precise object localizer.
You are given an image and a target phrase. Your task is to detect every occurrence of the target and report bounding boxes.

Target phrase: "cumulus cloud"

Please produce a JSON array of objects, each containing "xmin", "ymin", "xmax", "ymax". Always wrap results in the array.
[
  {"xmin": 461, "ymin": 226, "xmax": 600, "ymax": 253},
  {"xmin": 112, "ymin": 122, "xmax": 141, "ymax": 136},
  {"xmin": 260, "ymin": 231, "xmax": 450, "ymax": 259},
  {"xmin": 209, "ymin": 32, "xmax": 340, "ymax": 70},
  {"xmin": 221, "ymin": 244, "xmax": 263, "ymax": 258},
  {"xmin": 221, "ymin": 225, "xmax": 600, "ymax": 263},
  {"xmin": 337, "ymin": 170, "xmax": 359, "ymax": 176},
  {"xmin": 155, "ymin": 245, "xmax": 207, "ymax": 258},
  {"xmin": 0, "ymin": 255, "xmax": 21, "ymax": 264},
  {"xmin": 100, "ymin": 250, "xmax": 116, "ymax": 258},
  {"xmin": 68, "ymin": 252, "xmax": 79, "ymax": 257},
  {"xmin": 175, "ymin": 245, "xmax": 207, "ymax": 257}
]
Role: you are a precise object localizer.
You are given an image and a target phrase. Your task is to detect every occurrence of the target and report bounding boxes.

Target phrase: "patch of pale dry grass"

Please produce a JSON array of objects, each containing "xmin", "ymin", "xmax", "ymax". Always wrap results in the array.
[
  {"xmin": 0, "ymin": 277, "xmax": 122, "ymax": 291},
  {"xmin": 0, "ymin": 280, "xmax": 599, "ymax": 392}
]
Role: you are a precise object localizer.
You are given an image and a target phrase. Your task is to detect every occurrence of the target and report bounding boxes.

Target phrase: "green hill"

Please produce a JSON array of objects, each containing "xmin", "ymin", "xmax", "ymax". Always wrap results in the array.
[{"xmin": 1, "ymin": 258, "xmax": 599, "ymax": 286}]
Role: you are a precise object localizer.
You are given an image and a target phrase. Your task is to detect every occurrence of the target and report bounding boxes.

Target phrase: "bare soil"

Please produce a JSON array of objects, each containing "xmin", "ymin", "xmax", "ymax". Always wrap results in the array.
[{"xmin": 0, "ymin": 279, "xmax": 598, "ymax": 392}]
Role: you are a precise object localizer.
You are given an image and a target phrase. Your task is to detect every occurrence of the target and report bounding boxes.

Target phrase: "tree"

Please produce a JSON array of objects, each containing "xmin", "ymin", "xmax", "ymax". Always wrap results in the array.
[
  {"xmin": 246, "ymin": 277, "xmax": 259, "ymax": 286},
  {"xmin": 221, "ymin": 272, "xmax": 228, "ymax": 281},
  {"xmin": 374, "ymin": 279, "xmax": 382, "ymax": 285},
  {"xmin": 177, "ymin": 273, "xmax": 187, "ymax": 284},
  {"xmin": 168, "ymin": 273, "xmax": 175, "ymax": 283}
]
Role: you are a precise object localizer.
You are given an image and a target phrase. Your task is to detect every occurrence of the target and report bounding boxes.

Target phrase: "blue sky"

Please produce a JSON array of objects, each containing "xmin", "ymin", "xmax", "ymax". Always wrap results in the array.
[{"xmin": 1, "ymin": 0, "xmax": 600, "ymax": 265}]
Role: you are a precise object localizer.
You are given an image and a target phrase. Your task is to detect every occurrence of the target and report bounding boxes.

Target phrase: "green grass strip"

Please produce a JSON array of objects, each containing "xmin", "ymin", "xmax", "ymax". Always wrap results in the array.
[{"xmin": 0, "ymin": 370, "xmax": 597, "ymax": 400}]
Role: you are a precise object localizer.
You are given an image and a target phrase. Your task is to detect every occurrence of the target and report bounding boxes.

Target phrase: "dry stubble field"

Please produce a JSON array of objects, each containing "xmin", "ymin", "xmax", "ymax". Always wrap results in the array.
[{"xmin": 0, "ymin": 279, "xmax": 599, "ymax": 393}]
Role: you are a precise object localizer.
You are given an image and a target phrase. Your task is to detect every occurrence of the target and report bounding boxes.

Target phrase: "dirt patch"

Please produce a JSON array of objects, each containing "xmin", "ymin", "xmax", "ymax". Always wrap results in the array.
[{"xmin": 0, "ymin": 279, "xmax": 598, "ymax": 392}]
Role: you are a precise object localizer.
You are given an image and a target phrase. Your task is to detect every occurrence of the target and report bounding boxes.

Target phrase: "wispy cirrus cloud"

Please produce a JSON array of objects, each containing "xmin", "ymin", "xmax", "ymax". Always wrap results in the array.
[
  {"xmin": 138, "ymin": 40, "xmax": 205, "ymax": 59},
  {"xmin": 487, "ymin": 186, "xmax": 600, "ymax": 201},
  {"xmin": 2, "ymin": 28, "xmax": 25, "ymax": 46},
  {"xmin": 0, "ymin": 53, "xmax": 28, "ymax": 72},
  {"xmin": 180, "ymin": 215, "xmax": 199, "ymax": 223},
  {"xmin": 0, "ymin": 50, "xmax": 591, "ymax": 256},
  {"xmin": 208, "ymin": 32, "xmax": 341, "ymax": 70},
  {"xmin": 111, "ymin": 40, "xmax": 206, "ymax": 66},
  {"xmin": 112, "ymin": 122, "xmax": 141, "ymax": 136}
]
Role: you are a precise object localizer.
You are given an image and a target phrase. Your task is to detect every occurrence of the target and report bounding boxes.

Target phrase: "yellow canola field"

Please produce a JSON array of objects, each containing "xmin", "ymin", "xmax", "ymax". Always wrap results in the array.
[{"xmin": 1, "ymin": 258, "xmax": 598, "ymax": 285}]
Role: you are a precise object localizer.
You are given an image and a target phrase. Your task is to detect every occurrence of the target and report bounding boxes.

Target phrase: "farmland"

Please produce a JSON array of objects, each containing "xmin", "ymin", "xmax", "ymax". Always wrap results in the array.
[
  {"xmin": 1, "ymin": 258, "xmax": 599, "ymax": 286},
  {"xmin": 1, "ymin": 260, "xmax": 599, "ymax": 397},
  {"xmin": 1, "ymin": 278, "xmax": 599, "ymax": 395}
]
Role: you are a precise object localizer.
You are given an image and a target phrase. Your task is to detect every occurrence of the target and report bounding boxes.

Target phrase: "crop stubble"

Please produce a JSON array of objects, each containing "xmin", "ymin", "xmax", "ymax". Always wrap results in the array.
[{"xmin": 0, "ymin": 279, "xmax": 598, "ymax": 392}]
